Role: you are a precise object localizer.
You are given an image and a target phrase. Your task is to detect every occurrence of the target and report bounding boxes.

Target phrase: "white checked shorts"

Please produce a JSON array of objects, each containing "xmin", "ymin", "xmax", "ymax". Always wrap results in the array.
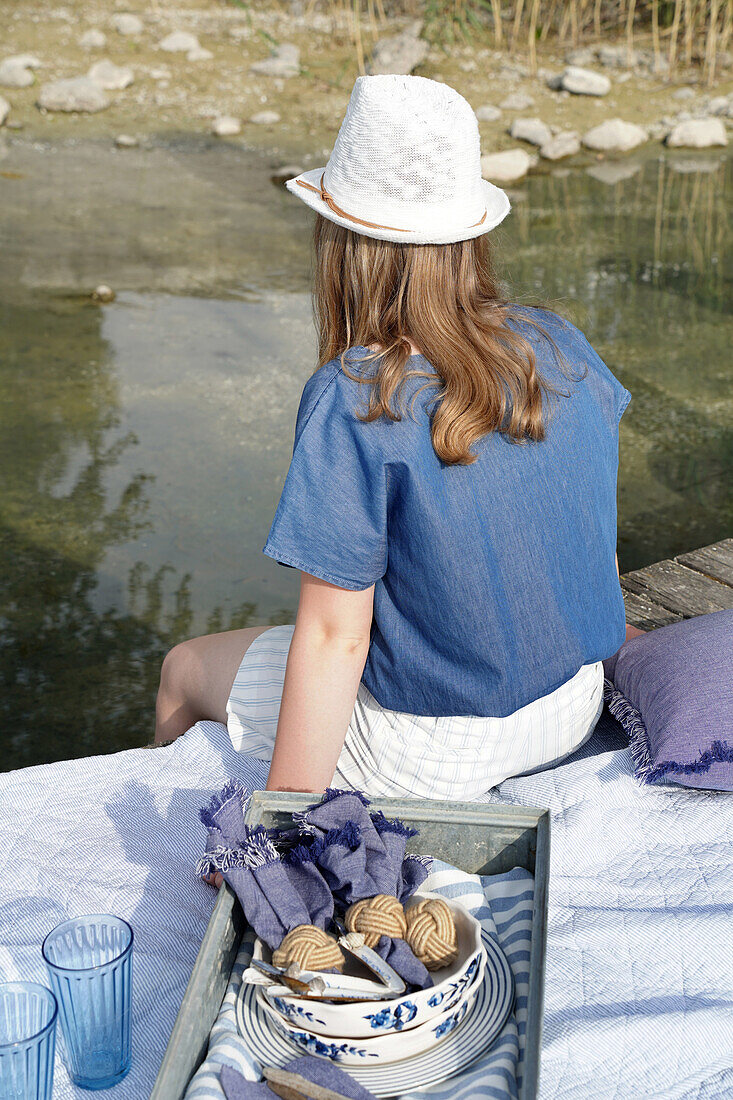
[{"xmin": 226, "ymin": 625, "xmax": 604, "ymax": 801}]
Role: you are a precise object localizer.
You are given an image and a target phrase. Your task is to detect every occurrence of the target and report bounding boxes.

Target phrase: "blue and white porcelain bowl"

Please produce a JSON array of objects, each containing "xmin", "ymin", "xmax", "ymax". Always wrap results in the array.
[
  {"xmin": 260, "ymin": 893, "xmax": 485, "ymax": 1040},
  {"xmin": 257, "ymin": 956, "xmax": 483, "ymax": 1067}
]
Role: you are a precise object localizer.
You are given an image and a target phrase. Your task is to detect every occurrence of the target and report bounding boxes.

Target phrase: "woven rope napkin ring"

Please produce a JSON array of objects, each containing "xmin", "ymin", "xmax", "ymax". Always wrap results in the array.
[
  {"xmin": 273, "ymin": 925, "xmax": 345, "ymax": 972},
  {"xmin": 344, "ymin": 894, "xmax": 407, "ymax": 948},
  {"xmin": 297, "ymin": 173, "xmax": 488, "ymax": 235},
  {"xmin": 405, "ymin": 897, "xmax": 459, "ymax": 970}
]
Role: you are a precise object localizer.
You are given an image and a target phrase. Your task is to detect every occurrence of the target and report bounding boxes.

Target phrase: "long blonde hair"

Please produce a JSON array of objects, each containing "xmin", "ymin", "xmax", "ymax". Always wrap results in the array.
[{"xmin": 312, "ymin": 214, "xmax": 572, "ymax": 466}]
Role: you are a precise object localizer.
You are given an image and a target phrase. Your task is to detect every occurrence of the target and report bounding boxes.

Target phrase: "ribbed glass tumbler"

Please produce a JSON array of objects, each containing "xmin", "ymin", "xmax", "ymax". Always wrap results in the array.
[
  {"xmin": 0, "ymin": 982, "xmax": 57, "ymax": 1100},
  {"xmin": 42, "ymin": 915, "xmax": 133, "ymax": 1091}
]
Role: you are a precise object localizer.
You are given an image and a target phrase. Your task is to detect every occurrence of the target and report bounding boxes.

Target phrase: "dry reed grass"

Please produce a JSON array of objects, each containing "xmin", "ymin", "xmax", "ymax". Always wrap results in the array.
[{"xmin": 343, "ymin": 1, "xmax": 730, "ymax": 85}]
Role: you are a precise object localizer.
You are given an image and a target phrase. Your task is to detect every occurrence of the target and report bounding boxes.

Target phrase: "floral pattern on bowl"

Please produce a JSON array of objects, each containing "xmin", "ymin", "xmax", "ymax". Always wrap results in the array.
[
  {"xmin": 271, "ymin": 997, "xmax": 326, "ymax": 1028},
  {"xmin": 290, "ymin": 1033, "xmax": 379, "ymax": 1062},
  {"xmin": 259, "ymin": 960, "xmax": 483, "ymax": 1067},
  {"xmin": 427, "ymin": 952, "xmax": 481, "ymax": 1009},
  {"xmin": 260, "ymin": 893, "xmax": 485, "ymax": 1040},
  {"xmin": 363, "ymin": 999, "xmax": 417, "ymax": 1032},
  {"xmin": 432, "ymin": 997, "xmax": 470, "ymax": 1038}
]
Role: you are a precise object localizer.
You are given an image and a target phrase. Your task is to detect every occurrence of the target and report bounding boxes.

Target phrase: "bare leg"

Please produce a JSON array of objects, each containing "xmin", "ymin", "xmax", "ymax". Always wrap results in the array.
[{"xmin": 154, "ymin": 625, "xmax": 273, "ymax": 745}]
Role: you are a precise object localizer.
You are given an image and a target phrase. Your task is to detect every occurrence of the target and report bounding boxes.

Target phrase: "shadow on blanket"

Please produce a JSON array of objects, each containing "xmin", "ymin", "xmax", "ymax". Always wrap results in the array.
[
  {"xmin": 562, "ymin": 705, "xmax": 628, "ymax": 765},
  {"xmin": 544, "ymin": 991, "xmax": 733, "ymax": 1035}
]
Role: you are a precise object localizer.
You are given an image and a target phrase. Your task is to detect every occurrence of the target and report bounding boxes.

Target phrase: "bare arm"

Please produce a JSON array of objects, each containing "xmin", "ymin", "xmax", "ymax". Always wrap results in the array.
[{"xmin": 266, "ymin": 572, "xmax": 374, "ymax": 794}]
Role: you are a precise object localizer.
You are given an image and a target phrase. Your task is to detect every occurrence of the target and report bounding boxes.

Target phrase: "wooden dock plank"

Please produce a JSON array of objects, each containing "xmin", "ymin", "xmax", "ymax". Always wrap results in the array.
[
  {"xmin": 675, "ymin": 539, "xmax": 733, "ymax": 588},
  {"xmin": 621, "ymin": 588, "xmax": 683, "ymax": 631},
  {"xmin": 621, "ymin": 558, "xmax": 733, "ymax": 618}
]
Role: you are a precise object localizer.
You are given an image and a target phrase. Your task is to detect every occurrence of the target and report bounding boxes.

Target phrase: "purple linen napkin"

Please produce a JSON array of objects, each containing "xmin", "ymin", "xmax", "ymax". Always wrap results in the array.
[
  {"xmin": 197, "ymin": 781, "xmax": 335, "ymax": 949},
  {"xmin": 294, "ymin": 791, "xmax": 433, "ymax": 990},
  {"xmin": 220, "ymin": 1058, "xmax": 377, "ymax": 1100},
  {"xmin": 297, "ymin": 790, "xmax": 431, "ymax": 902},
  {"xmin": 198, "ymin": 784, "xmax": 433, "ymax": 986}
]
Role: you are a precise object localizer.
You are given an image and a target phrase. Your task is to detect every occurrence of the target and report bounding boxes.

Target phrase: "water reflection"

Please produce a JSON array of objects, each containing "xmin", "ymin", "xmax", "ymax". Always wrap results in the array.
[
  {"xmin": 503, "ymin": 151, "xmax": 731, "ymax": 569},
  {"xmin": 1, "ymin": 146, "xmax": 730, "ymax": 767},
  {"xmin": 0, "ymin": 296, "xmax": 293, "ymax": 770}
]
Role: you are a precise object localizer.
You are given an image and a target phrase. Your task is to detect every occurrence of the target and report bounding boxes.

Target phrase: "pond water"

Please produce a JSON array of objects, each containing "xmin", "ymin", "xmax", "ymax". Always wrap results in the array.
[{"xmin": 1, "ymin": 137, "xmax": 730, "ymax": 769}]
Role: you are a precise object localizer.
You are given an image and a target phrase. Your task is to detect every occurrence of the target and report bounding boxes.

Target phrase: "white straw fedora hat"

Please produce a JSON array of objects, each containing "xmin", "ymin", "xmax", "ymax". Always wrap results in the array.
[{"xmin": 285, "ymin": 74, "xmax": 511, "ymax": 245}]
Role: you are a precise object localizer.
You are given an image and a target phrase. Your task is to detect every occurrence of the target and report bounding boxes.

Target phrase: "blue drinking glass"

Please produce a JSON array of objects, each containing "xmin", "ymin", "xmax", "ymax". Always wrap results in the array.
[
  {"xmin": 41, "ymin": 915, "xmax": 133, "ymax": 1091},
  {"xmin": 0, "ymin": 982, "xmax": 57, "ymax": 1100}
]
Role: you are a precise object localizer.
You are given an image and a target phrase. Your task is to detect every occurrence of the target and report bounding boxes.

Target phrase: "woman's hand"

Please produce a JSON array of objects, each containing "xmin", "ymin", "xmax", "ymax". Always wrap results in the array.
[{"xmin": 265, "ymin": 572, "xmax": 374, "ymax": 794}]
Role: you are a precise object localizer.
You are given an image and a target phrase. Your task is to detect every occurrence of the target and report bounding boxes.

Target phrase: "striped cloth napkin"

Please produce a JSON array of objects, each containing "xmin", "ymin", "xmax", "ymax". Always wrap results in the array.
[{"xmin": 185, "ymin": 862, "xmax": 533, "ymax": 1100}]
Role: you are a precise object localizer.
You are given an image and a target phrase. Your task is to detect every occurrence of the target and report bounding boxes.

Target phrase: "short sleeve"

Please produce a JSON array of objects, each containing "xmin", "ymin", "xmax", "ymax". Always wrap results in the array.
[
  {"xmin": 506, "ymin": 306, "xmax": 632, "ymax": 424},
  {"xmin": 562, "ymin": 316, "xmax": 632, "ymax": 426},
  {"xmin": 615, "ymin": 383, "xmax": 632, "ymax": 424},
  {"xmin": 262, "ymin": 364, "xmax": 388, "ymax": 591}
]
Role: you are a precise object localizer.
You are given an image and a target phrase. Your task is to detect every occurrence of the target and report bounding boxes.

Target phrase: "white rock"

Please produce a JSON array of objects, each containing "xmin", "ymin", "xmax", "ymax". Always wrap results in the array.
[
  {"xmin": 150, "ymin": 67, "xmax": 170, "ymax": 80},
  {"xmin": 250, "ymin": 43, "xmax": 299, "ymax": 78},
  {"xmin": 481, "ymin": 148, "xmax": 533, "ymax": 182},
  {"xmin": 586, "ymin": 161, "xmax": 641, "ymax": 184},
  {"xmin": 0, "ymin": 58, "xmax": 36, "ymax": 88},
  {"xmin": 368, "ymin": 20, "xmax": 428, "ymax": 76},
  {"xmin": 114, "ymin": 133, "xmax": 138, "ymax": 147},
  {"xmin": 250, "ymin": 110, "xmax": 280, "ymax": 125},
  {"xmin": 187, "ymin": 46, "xmax": 213, "ymax": 62},
  {"xmin": 539, "ymin": 131, "xmax": 581, "ymax": 160},
  {"xmin": 80, "ymin": 29, "xmax": 106, "ymax": 49},
  {"xmin": 476, "ymin": 104, "xmax": 501, "ymax": 122},
  {"xmin": 38, "ymin": 76, "xmax": 110, "ymax": 113},
  {"xmin": 7, "ymin": 54, "xmax": 42, "ymax": 69},
  {"xmin": 665, "ymin": 117, "xmax": 728, "ymax": 148},
  {"xmin": 159, "ymin": 31, "xmax": 200, "ymax": 53},
  {"xmin": 669, "ymin": 156, "xmax": 721, "ymax": 175},
  {"xmin": 597, "ymin": 44, "xmax": 637, "ymax": 69},
  {"xmin": 708, "ymin": 94, "xmax": 733, "ymax": 118},
  {"xmin": 565, "ymin": 46, "xmax": 596, "ymax": 67},
  {"xmin": 545, "ymin": 72, "xmax": 564, "ymax": 90},
  {"xmin": 560, "ymin": 66, "xmax": 611, "ymax": 97},
  {"xmin": 0, "ymin": 96, "xmax": 9, "ymax": 125},
  {"xmin": 112, "ymin": 14, "xmax": 143, "ymax": 36},
  {"xmin": 582, "ymin": 118, "xmax": 647, "ymax": 152},
  {"xmin": 499, "ymin": 92, "xmax": 534, "ymax": 111},
  {"xmin": 88, "ymin": 60, "xmax": 134, "ymax": 90},
  {"xmin": 672, "ymin": 87, "xmax": 696, "ymax": 100},
  {"xmin": 92, "ymin": 284, "xmax": 115, "ymax": 302},
  {"xmin": 270, "ymin": 163, "xmax": 303, "ymax": 185},
  {"xmin": 212, "ymin": 115, "xmax": 241, "ymax": 136},
  {"xmin": 510, "ymin": 117, "xmax": 552, "ymax": 147}
]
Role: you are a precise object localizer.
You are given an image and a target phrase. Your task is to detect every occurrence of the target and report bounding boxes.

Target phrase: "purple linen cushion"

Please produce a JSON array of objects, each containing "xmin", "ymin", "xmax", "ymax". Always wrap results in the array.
[{"xmin": 603, "ymin": 610, "xmax": 733, "ymax": 791}]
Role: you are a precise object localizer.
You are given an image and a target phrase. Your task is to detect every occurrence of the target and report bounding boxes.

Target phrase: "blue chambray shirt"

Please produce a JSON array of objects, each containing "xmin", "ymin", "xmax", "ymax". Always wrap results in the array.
[{"xmin": 262, "ymin": 306, "xmax": 632, "ymax": 718}]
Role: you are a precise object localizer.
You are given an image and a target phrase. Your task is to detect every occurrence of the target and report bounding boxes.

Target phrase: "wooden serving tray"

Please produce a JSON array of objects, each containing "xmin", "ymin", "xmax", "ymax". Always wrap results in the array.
[{"xmin": 151, "ymin": 794, "xmax": 550, "ymax": 1100}]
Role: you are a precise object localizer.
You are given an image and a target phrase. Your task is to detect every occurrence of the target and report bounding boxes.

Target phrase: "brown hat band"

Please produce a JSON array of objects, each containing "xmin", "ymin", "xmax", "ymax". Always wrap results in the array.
[{"xmin": 296, "ymin": 173, "xmax": 487, "ymax": 235}]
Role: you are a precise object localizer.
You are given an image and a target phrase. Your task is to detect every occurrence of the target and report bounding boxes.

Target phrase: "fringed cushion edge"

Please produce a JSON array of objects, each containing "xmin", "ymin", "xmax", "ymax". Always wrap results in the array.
[{"xmin": 603, "ymin": 677, "xmax": 733, "ymax": 785}]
